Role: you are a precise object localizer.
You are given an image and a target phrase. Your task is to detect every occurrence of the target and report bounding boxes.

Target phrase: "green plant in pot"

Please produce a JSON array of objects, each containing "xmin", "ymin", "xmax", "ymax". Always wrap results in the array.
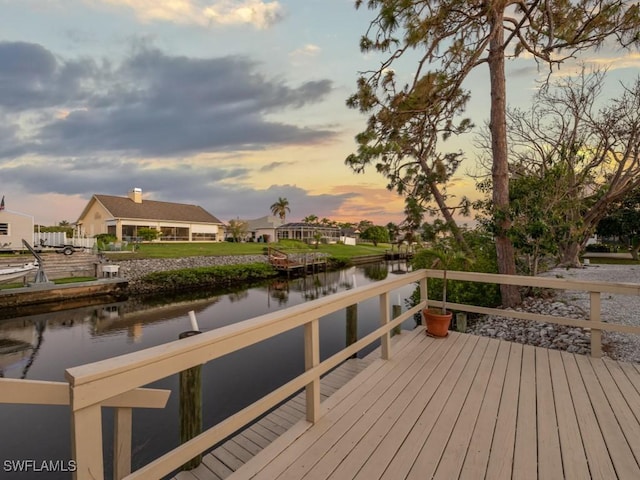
[{"xmin": 413, "ymin": 240, "xmax": 473, "ymax": 337}]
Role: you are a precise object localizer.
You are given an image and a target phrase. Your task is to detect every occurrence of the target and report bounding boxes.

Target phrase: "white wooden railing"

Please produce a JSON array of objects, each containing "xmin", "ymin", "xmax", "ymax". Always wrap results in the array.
[
  {"xmin": 422, "ymin": 269, "xmax": 640, "ymax": 358},
  {"xmin": 9, "ymin": 268, "xmax": 639, "ymax": 479},
  {"xmin": 0, "ymin": 378, "xmax": 170, "ymax": 479}
]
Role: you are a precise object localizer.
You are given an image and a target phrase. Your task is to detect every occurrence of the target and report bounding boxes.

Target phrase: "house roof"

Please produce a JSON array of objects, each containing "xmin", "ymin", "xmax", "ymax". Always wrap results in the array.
[
  {"xmin": 90, "ymin": 195, "xmax": 223, "ymax": 224},
  {"xmin": 277, "ymin": 222, "xmax": 339, "ymax": 230},
  {"xmin": 245, "ymin": 215, "xmax": 283, "ymax": 230}
]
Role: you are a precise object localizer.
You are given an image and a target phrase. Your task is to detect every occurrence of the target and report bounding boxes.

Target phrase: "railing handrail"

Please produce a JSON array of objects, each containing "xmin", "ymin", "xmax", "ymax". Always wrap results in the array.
[
  {"xmin": 427, "ymin": 269, "xmax": 640, "ymax": 295},
  {"xmin": 0, "ymin": 378, "xmax": 170, "ymax": 408}
]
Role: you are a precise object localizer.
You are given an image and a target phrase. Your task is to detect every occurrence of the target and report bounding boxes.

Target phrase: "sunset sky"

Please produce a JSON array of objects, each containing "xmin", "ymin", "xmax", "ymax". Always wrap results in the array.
[{"xmin": 1, "ymin": 1, "xmax": 639, "ymax": 227}]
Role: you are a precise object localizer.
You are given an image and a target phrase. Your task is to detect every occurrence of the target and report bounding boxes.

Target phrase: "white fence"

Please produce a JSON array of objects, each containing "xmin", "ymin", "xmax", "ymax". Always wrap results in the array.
[{"xmin": 34, "ymin": 232, "xmax": 96, "ymax": 248}]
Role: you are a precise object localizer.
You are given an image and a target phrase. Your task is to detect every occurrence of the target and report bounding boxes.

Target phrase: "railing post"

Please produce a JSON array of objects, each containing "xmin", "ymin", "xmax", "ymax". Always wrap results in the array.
[
  {"xmin": 304, "ymin": 318, "xmax": 320, "ymax": 422},
  {"xmin": 114, "ymin": 407, "xmax": 132, "ymax": 480},
  {"xmin": 70, "ymin": 403, "xmax": 104, "ymax": 480},
  {"xmin": 590, "ymin": 291, "xmax": 602, "ymax": 358},
  {"xmin": 380, "ymin": 292, "xmax": 390, "ymax": 360}
]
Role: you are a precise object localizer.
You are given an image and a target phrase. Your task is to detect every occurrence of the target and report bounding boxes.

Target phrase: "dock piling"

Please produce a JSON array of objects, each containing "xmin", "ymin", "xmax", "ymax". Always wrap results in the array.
[
  {"xmin": 178, "ymin": 329, "xmax": 202, "ymax": 471},
  {"xmin": 392, "ymin": 303, "xmax": 402, "ymax": 336},
  {"xmin": 346, "ymin": 304, "xmax": 358, "ymax": 359}
]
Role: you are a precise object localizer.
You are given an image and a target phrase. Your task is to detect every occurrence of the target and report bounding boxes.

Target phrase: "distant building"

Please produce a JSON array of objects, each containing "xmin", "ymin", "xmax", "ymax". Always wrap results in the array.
[
  {"xmin": 76, "ymin": 188, "xmax": 224, "ymax": 242},
  {"xmin": 0, "ymin": 200, "xmax": 34, "ymax": 251},
  {"xmin": 276, "ymin": 223, "xmax": 340, "ymax": 244},
  {"xmin": 244, "ymin": 215, "xmax": 283, "ymax": 243}
]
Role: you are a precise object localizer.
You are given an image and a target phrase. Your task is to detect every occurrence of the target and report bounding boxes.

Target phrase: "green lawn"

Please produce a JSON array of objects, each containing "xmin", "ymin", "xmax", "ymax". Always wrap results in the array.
[
  {"xmin": 105, "ymin": 241, "xmax": 391, "ymax": 260},
  {"xmin": 582, "ymin": 257, "xmax": 640, "ymax": 265},
  {"xmin": 0, "ymin": 276, "xmax": 97, "ymax": 290}
]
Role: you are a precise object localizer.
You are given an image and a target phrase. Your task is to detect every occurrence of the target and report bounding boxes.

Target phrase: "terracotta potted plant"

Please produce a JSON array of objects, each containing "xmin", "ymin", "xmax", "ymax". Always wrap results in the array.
[{"xmin": 415, "ymin": 241, "xmax": 471, "ymax": 337}]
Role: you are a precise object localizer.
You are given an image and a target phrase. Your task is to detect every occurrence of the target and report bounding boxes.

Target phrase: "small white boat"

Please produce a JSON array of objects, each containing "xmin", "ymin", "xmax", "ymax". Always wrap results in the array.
[{"xmin": 0, "ymin": 262, "xmax": 38, "ymax": 284}]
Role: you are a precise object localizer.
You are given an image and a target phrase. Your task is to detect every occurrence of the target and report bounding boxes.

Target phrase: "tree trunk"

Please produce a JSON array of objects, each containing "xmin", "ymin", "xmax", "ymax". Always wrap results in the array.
[
  {"xmin": 631, "ymin": 237, "xmax": 639, "ymax": 260},
  {"xmin": 558, "ymin": 241, "xmax": 582, "ymax": 267},
  {"xmin": 428, "ymin": 181, "xmax": 471, "ymax": 254},
  {"xmin": 488, "ymin": 7, "xmax": 521, "ymax": 307}
]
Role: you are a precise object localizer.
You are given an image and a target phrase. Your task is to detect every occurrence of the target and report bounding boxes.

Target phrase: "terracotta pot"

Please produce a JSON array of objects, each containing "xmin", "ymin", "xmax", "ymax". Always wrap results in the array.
[{"xmin": 422, "ymin": 309, "xmax": 452, "ymax": 337}]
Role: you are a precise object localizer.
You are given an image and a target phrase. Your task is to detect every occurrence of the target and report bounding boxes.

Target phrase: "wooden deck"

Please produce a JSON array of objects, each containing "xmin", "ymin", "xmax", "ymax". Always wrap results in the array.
[
  {"xmin": 204, "ymin": 328, "xmax": 640, "ymax": 480},
  {"xmin": 173, "ymin": 353, "xmax": 375, "ymax": 480}
]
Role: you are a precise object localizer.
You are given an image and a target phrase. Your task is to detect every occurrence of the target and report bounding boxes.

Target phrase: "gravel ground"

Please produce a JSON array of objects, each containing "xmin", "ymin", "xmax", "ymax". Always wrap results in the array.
[
  {"xmin": 541, "ymin": 263, "xmax": 640, "ymax": 363},
  {"xmin": 466, "ymin": 263, "xmax": 640, "ymax": 363}
]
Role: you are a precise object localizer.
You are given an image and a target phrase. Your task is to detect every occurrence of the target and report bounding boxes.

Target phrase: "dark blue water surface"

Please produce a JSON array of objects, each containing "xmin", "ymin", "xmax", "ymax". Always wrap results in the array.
[{"xmin": 0, "ymin": 262, "xmax": 416, "ymax": 479}]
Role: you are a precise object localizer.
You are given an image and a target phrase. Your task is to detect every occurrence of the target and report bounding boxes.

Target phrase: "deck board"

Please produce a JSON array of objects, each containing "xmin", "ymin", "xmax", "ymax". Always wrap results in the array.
[
  {"xmin": 484, "ymin": 342, "xmax": 522, "ymax": 480},
  {"xmin": 175, "ymin": 328, "xmax": 640, "ymax": 480},
  {"xmin": 535, "ymin": 348, "xmax": 563, "ymax": 479},
  {"xmin": 562, "ymin": 352, "xmax": 617, "ymax": 479},
  {"xmin": 407, "ymin": 336, "xmax": 490, "ymax": 479},
  {"xmin": 575, "ymin": 354, "xmax": 640, "ymax": 479},
  {"xmin": 548, "ymin": 349, "xmax": 590, "ymax": 479},
  {"xmin": 513, "ymin": 344, "xmax": 537, "ymax": 480},
  {"xmin": 431, "ymin": 337, "xmax": 499, "ymax": 480},
  {"xmin": 458, "ymin": 340, "xmax": 510, "ymax": 479}
]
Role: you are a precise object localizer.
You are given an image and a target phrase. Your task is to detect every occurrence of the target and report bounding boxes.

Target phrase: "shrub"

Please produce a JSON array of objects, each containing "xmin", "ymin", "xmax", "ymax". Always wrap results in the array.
[
  {"xmin": 585, "ymin": 243, "xmax": 611, "ymax": 253},
  {"xmin": 140, "ymin": 263, "xmax": 277, "ymax": 290},
  {"xmin": 410, "ymin": 230, "xmax": 502, "ymax": 310},
  {"xmin": 95, "ymin": 233, "xmax": 117, "ymax": 250}
]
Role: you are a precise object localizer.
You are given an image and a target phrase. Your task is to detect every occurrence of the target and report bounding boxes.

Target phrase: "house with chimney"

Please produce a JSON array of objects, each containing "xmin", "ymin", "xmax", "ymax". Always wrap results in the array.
[{"xmin": 76, "ymin": 188, "xmax": 224, "ymax": 242}]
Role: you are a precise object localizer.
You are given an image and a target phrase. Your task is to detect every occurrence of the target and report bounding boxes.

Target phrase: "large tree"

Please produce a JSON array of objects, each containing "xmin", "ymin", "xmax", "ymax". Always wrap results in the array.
[
  {"xmin": 347, "ymin": 0, "xmax": 640, "ymax": 306},
  {"xmin": 500, "ymin": 70, "xmax": 640, "ymax": 267},
  {"xmin": 361, "ymin": 225, "xmax": 390, "ymax": 246}
]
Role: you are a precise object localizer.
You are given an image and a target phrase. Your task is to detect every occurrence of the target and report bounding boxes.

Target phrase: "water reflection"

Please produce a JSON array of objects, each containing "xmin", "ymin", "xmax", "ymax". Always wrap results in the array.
[{"xmin": 0, "ymin": 320, "xmax": 45, "ymax": 378}]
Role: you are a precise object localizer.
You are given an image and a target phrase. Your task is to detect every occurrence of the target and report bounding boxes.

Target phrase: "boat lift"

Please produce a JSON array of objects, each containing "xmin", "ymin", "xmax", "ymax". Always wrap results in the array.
[{"xmin": 21, "ymin": 239, "xmax": 51, "ymax": 284}]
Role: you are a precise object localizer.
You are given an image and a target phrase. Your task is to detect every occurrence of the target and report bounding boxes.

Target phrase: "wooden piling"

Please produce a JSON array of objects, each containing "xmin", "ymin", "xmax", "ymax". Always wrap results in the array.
[
  {"xmin": 392, "ymin": 304, "xmax": 402, "ymax": 336},
  {"xmin": 346, "ymin": 304, "xmax": 358, "ymax": 359},
  {"xmin": 455, "ymin": 312, "xmax": 467, "ymax": 333},
  {"xmin": 179, "ymin": 330, "xmax": 202, "ymax": 470}
]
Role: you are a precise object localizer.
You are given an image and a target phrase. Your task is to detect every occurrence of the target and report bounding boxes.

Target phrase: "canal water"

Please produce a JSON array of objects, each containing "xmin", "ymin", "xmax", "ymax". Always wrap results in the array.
[{"xmin": 0, "ymin": 261, "xmax": 416, "ymax": 479}]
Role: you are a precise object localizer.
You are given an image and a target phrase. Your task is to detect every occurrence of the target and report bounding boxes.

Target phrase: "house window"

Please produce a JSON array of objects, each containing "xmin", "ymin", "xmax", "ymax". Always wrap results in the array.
[
  {"xmin": 0, "ymin": 223, "xmax": 8, "ymax": 235},
  {"xmin": 160, "ymin": 226, "xmax": 189, "ymax": 241},
  {"xmin": 192, "ymin": 232, "xmax": 216, "ymax": 241}
]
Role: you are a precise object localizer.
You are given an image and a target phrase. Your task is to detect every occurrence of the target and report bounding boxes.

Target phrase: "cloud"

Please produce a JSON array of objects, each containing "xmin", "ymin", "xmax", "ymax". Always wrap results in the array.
[
  {"xmin": 0, "ymin": 41, "xmax": 335, "ymax": 159},
  {"xmin": 329, "ymin": 184, "xmax": 405, "ymax": 224},
  {"xmin": 588, "ymin": 52, "xmax": 640, "ymax": 71},
  {"xmin": 290, "ymin": 44, "xmax": 321, "ymax": 59},
  {"xmin": 259, "ymin": 161, "xmax": 296, "ymax": 172},
  {"xmin": 98, "ymin": 0, "xmax": 285, "ymax": 29},
  {"xmin": 0, "ymin": 159, "xmax": 355, "ymax": 223}
]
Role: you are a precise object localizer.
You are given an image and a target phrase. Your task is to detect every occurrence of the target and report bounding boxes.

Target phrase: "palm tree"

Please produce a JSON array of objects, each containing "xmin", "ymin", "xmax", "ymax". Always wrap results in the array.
[{"xmin": 270, "ymin": 197, "xmax": 290, "ymax": 222}]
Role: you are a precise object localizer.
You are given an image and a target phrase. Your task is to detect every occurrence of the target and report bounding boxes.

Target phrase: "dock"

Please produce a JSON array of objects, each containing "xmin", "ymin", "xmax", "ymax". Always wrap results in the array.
[
  {"xmin": 205, "ymin": 328, "xmax": 640, "ymax": 480},
  {"xmin": 0, "ymin": 278, "xmax": 128, "ymax": 313},
  {"xmin": 384, "ymin": 250, "xmax": 413, "ymax": 260},
  {"xmin": 267, "ymin": 247, "xmax": 328, "ymax": 273}
]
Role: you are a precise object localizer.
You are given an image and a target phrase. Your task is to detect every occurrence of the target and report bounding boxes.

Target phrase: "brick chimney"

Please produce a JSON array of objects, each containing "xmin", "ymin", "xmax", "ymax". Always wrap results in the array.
[{"xmin": 128, "ymin": 188, "xmax": 142, "ymax": 204}]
